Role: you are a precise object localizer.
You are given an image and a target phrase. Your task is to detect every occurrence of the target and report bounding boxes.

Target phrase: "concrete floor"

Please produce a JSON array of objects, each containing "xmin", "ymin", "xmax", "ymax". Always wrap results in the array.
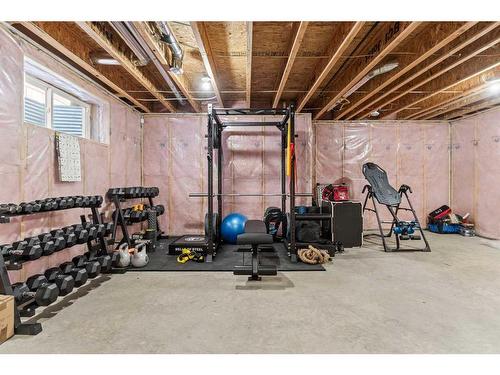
[{"xmin": 1, "ymin": 232, "xmax": 500, "ymax": 354}]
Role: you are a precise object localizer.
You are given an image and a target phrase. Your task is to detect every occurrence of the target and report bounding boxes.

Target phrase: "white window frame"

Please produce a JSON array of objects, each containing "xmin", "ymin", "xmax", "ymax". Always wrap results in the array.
[{"xmin": 24, "ymin": 75, "xmax": 92, "ymax": 139}]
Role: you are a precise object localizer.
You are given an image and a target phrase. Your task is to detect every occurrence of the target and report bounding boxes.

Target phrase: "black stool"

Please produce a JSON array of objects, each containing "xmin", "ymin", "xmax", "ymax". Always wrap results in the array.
[{"xmin": 234, "ymin": 220, "xmax": 277, "ymax": 281}]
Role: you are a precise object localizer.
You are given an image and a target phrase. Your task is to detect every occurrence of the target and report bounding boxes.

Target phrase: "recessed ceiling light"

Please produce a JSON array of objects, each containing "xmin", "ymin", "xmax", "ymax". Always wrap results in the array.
[
  {"xmin": 370, "ymin": 110, "xmax": 380, "ymax": 117},
  {"xmin": 201, "ymin": 76, "xmax": 211, "ymax": 82}
]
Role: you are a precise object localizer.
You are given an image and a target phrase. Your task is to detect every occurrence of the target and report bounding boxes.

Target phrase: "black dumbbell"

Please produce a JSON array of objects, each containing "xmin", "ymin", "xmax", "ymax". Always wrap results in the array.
[
  {"xmin": 103, "ymin": 222, "xmax": 114, "ymax": 236},
  {"xmin": 129, "ymin": 209, "xmax": 141, "ymax": 221},
  {"xmin": 36, "ymin": 234, "xmax": 56, "ymax": 256},
  {"xmin": 92, "ymin": 223, "xmax": 105, "ymax": 237},
  {"xmin": 72, "ymin": 196, "xmax": 84, "ymax": 207},
  {"xmin": 19, "ymin": 202, "xmax": 34, "ymax": 213},
  {"xmin": 1, "ymin": 241, "xmax": 42, "ymax": 261},
  {"xmin": 55, "ymin": 197, "xmax": 68, "ymax": 209},
  {"xmin": 88, "ymin": 253, "xmax": 112, "ymax": 272},
  {"xmin": 12, "ymin": 280, "xmax": 59, "ymax": 306},
  {"xmin": 51, "ymin": 228, "xmax": 77, "ymax": 248},
  {"xmin": 0, "ymin": 203, "xmax": 21, "ymax": 214},
  {"xmin": 124, "ymin": 187, "xmax": 134, "ymax": 198},
  {"xmin": 44, "ymin": 268, "xmax": 75, "ymax": 296},
  {"xmin": 95, "ymin": 195, "xmax": 103, "ymax": 206},
  {"xmin": 46, "ymin": 231, "xmax": 67, "ymax": 251},
  {"xmin": 151, "ymin": 187, "xmax": 159, "ymax": 197},
  {"xmin": 35, "ymin": 199, "xmax": 57, "ymax": 211},
  {"xmin": 155, "ymin": 205, "xmax": 165, "ymax": 216},
  {"xmin": 88, "ymin": 196, "xmax": 97, "ymax": 207},
  {"xmin": 12, "ymin": 238, "xmax": 43, "ymax": 260},
  {"xmin": 63, "ymin": 196, "xmax": 75, "ymax": 208},
  {"xmin": 72, "ymin": 255, "xmax": 101, "ymax": 278},
  {"xmin": 59, "ymin": 262, "xmax": 88, "ymax": 287},
  {"xmin": 79, "ymin": 223, "xmax": 97, "ymax": 240},
  {"xmin": 81, "ymin": 196, "xmax": 90, "ymax": 207},
  {"xmin": 64, "ymin": 225, "xmax": 89, "ymax": 244}
]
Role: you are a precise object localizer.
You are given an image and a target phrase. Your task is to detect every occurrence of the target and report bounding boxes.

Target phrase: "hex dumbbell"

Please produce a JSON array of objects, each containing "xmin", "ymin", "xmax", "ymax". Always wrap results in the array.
[
  {"xmin": 63, "ymin": 225, "xmax": 89, "ymax": 244},
  {"xmin": 59, "ymin": 262, "xmax": 89, "ymax": 287},
  {"xmin": 36, "ymin": 233, "xmax": 56, "ymax": 256},
  {"xmin": 1, "ymin": 241, "xmax": 42, "ymax": 261},
  {"xmin": 26, "ymin": 274, "xmax": 60, "ymax": 305},
  {"xmin": 12, "ymin": 280, "xmax": 59, "ymax": 306},
  {"xmin": 72, "ymin": 255, "xmax": 101, "ymax": 278},
  {"xmin": 44, "ymin": 267, "xmax": 75, "ymax": 296},
  {"xmin": 12, "ymin": 238, "xmax": 43, "ymax": 260},
  {"xmin": 51, "ymin": 228, "xmax": 77, "ymax": 248}
]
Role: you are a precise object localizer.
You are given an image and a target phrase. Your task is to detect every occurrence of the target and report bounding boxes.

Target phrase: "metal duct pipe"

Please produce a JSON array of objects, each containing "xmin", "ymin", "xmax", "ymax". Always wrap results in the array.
[
  {"xmin": 156, "ymin": 21, "xmax": 184, "ymax": 75},
  {"xmin": 109, "ymin": 22, "xmax": 150, "ymax": 66},
  {"xmin": 343, "ymin": 62, "xmax": 399, "ymax": 98},
  {"xmin": 124, "ymin": 22, "xmax": 185, "ymax": 105}
]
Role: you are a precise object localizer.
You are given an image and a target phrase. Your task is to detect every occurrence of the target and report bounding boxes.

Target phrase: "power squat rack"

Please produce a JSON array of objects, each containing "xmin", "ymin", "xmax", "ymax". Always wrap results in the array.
[
  {"xmin": 189, "ymin": 105, "xmax": 311, "ymax": 263},
  {"xmin": 0, "ymin": 196, "xmax": 113, "ymax": 335}
]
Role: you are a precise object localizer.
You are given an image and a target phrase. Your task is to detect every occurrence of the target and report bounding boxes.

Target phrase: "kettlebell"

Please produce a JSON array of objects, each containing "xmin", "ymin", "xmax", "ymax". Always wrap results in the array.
[
  {"xmin": 131, "ymin": 242, "xmax": 149, "ymax": 268},
  {"xmin": 116, "ymin": 243, "xmax": 131, "ymax": 268}
]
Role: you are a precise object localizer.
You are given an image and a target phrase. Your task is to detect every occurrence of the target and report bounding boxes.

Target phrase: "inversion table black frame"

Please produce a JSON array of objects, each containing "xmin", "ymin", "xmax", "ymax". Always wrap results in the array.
[
  {"xmin": 202, "ymin": 104, "xmax": 299, "ymax": 262},
  {"xmin": 361, "ymin": 162, "xmax": 431, "ymax": 252}
]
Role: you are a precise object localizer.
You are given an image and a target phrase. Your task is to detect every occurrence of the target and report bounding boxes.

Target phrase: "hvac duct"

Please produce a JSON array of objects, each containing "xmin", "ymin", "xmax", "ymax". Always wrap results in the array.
[
  {"xmin": 120, "ymin": 22, "xmax": 185, "ymax": 105},
  {"xmin": 156, "ymin": 21, "xmax": 184, "ymax": 75}
]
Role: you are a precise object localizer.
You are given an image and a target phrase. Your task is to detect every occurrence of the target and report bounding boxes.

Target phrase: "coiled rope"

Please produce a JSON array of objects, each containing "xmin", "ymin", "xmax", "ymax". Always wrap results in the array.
[{"xmin": 297, "ymin": 245, "xmax": 332, "ymax": 264}]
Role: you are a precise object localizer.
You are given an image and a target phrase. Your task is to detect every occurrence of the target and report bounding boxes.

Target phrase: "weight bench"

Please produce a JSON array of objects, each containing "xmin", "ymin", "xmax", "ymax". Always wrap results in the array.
[
  {"xmin": 233, "ymin": 220, "xmax": 277, "ymax": 281},
  {"xmin": 361, "ymin": 162, "xmax": 431, "ymax": 252}
]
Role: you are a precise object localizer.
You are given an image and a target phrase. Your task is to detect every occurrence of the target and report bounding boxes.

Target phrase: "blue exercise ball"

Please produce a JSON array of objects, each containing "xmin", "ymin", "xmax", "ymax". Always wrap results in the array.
[{"xmin": 221, "ymin": 213, "xmax": 248, "ymax": 244}]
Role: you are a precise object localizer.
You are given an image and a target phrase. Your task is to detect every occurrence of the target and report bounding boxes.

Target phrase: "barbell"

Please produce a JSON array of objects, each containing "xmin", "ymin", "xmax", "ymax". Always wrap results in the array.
[{"xmin": 189, "ymin": 193, "xmax": 313, "ymax": 197}]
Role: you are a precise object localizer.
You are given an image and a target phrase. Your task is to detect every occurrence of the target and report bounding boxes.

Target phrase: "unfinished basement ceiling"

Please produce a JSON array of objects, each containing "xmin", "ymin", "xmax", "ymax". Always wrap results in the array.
[{"xmin": 9, "ymin": 21, "xmax": 500, "ymax": 120}]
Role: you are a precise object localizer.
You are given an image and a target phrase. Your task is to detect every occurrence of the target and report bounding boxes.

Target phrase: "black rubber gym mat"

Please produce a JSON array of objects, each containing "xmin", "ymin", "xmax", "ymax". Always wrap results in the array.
[{"xmin": 127, "ymin": 239, "xmax": 325, "ymax": 272}]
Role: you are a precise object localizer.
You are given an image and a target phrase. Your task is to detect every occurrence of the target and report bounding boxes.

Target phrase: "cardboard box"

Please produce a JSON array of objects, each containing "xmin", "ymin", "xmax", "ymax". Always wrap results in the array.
[{"xmin": 0, "ymin": 294, "xmax": 15, "ymax": 344}]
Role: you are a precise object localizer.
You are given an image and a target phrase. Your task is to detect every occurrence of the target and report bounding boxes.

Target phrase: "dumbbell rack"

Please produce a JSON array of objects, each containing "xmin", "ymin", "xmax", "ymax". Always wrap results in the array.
[
  {"xmin": 0, "ymin": 195, "xmax": 111, "ymax": 336},
  {"xmin": 108, "ymin": 187, "xmax": 164, "ymax": 248}
]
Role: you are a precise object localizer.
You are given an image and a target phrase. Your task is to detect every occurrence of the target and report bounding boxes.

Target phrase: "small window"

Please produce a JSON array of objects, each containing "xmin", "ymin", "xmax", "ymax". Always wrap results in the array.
[{"xmin": 23, "ymin": 76, "xmax": 90, "ymax": 138}]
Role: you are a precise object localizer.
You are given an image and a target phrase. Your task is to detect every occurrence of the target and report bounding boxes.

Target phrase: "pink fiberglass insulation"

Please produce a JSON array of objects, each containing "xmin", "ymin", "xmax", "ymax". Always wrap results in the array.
[
  {"xmin": 451, "ymin": 118, "xmax": 475, "ymax": 222},
  {"xmin": 315, "ymin": 121, "xmax": 452, "ymax": 228},
  {"xmin": 475, "ymin": 110, "xmax": 500, "ymax": 238},
  {"xmin": 142, "ymin": 113, "xmax": 313, "ymax": 236},
  {"xmin": 0, "ymin": 28, "xmax": 142, "ymax": 282},
  {"xmin": 0, "ymin": 29, "xmax": 24, "ymax": 244},
  {"xmin": 453, "ymin": 108, "xmax": 500, "ymax": 239}
]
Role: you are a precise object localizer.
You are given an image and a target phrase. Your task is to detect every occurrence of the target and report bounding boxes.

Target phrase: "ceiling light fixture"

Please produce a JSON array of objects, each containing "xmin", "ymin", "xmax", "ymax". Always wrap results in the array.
[
  {"xmin": 201, "ymin": 76, "xmax": 212, "ymax": 90},
  {"xmin": 486, "ymin": 76, "xmax": 500, "ymax": 94},
  {"xmin": 90, "ymin": 52, "xmax": 120, "ymax": 66}
]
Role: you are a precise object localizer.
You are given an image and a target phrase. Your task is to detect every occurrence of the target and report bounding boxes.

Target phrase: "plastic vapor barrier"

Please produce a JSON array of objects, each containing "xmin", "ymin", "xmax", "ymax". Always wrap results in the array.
[{"xmin": 142, "ymin": 113, "xmax": 313, "ymax": 236}]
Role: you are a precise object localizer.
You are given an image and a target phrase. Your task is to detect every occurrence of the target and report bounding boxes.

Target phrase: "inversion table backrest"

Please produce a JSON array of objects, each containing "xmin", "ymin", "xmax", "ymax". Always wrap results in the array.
[{"xmin": 362, "ymin": 162, "xmax": 401, "ymax": 206}]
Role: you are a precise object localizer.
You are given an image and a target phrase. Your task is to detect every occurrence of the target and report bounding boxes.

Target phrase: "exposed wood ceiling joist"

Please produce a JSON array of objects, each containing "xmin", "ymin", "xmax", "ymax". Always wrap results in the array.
[
  {"xmin": 132, "ymin": 22, "xmax": 201, "ymax": 112},
  {"xmin": 190, "ymin": 21, "xmax": 224, "ymax": 108},
  {"xmin": 382, "ymin": 61, "xmax": 500, "ymax": 119},
  {"xmin": 272, "ymin": 21, "xmax": 309, "ymax": 108},
  {"xmin": 406, "ymin": 83, "xmax": 489, "ymax": 119},
  {"xmin": 336, "ymin": 22, "xmax": 476, "ymax": 120},
  {"xmin": 314, "ymin": 22, "xmax": 421, "ymax": 120},
  {"xmin": 359, "ymin": 22, "xmax": 500, "ymax": 119},
  {"xmin": 76, "ymin": 21, "xmax": 176, "ymax": 112},
  {"xmin": 444, "ymin": 96, "xmax": 500, "ymax": 119},
  {"xmin": 421, "ymin": 87, "xmax": 490, "ymax": 119},
  {"xmin": 296, "ymin": 22, "xmax": 365, "ymax": 112},
  {"xmin": 17, "ymin": 22, "xmax": 150, "ymax": 113}
]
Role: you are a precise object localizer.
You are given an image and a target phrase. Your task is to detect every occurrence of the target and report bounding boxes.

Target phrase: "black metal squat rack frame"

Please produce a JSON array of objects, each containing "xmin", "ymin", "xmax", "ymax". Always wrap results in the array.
[
  {"xmin": 0, "ymin": 196, "xmax": 111, "ymax": 336},
  {"xmin": 203, "ymin": 105, "xmax": 300, "ymax": 262},
  {"xmin": 107, "ymin": 187, "xmax": 164, "ymax": 248}
]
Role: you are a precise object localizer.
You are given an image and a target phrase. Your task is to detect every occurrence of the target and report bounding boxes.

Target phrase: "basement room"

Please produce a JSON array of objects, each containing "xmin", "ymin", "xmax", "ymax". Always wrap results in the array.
[{"xmin": 1, "ymin": 1, "xmax": 500, "ymax": 371}]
